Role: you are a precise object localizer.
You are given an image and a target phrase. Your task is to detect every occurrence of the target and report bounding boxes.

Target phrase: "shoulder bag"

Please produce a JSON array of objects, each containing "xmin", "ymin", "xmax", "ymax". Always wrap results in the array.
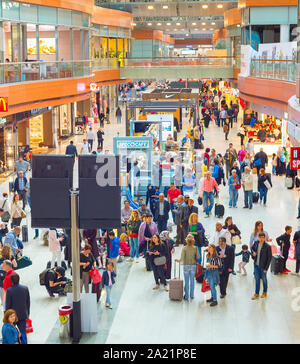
[{"xmin": 154, "ymin": 256, "xmax": 166, "ymax": 266}]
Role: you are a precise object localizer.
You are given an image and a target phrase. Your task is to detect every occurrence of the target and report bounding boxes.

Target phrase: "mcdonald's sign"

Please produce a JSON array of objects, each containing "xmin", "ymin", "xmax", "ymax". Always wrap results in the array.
[{"xmin": 0, "ymin": 98, "xmax": 8, "ymax": 112}]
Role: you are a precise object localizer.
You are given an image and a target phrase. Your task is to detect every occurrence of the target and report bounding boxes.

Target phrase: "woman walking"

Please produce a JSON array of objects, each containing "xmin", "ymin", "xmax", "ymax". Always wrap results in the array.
[
  {"xmin": 148, "ymin": 234, "xmax": 168, "ymax": 291},
  {"xmin": 188, "ymin": 213, "xmax": 205, "ymax": 262},
  {"xmin": 258, "ymin": 168, "xmax": 272, "ymax": 206},
  {"xmin": 2, "ymin": 309, "xmax": 20, "ymax": 344},
  {"xmin": 228, "ymin": 169, "xmax": 240, "ymax": 208},
  {"xmin": 176, "ymin": 234, "xmax": 200, "ymax": 301},
  {"xmin": 49, "ymin": 228, "xmax": 64, "ymax": 268},
  {"xmin": 79, "ymin": 245, "xmax": 96, "ymax": 293},
  {"xmin": 127, "ymin": 210, "xmax": 142, "ymax": 262},
  {"xmin": 249, "ymin": 221, "xmax": 272, "ymax": 248},
  {"xmin": 205, "ymin": 244, "xmax": 222, "ymax": 307},
  {"xmin": 10, "ymin": 194, "xmax": 25, "ymax": 228},
  {"xmin": 223, "ymin": 216, "xmax": 241, "ymax": 274}
]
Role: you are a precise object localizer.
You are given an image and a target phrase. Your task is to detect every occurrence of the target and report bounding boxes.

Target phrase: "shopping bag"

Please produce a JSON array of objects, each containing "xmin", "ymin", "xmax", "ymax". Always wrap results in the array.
[
  {"xmin": 201, "ymin": 279, "xmax": 211, "ymax": 293},
  {"xmin": 232, "ymin": 236, "xmax": 241, "ymax": 245},
  {"xmin": 195, "ymin": 263, "xmax": 203, "ymax": 278},
  {"xmin": 26, "ymin": 318, "xmax": 33, "ymax": 334}
]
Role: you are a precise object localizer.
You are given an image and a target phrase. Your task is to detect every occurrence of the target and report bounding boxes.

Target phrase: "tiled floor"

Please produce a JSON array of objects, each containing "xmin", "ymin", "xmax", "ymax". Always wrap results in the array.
[{"xmin": 2, "ymin": 107, "xmax": 300, "ymax": 344}]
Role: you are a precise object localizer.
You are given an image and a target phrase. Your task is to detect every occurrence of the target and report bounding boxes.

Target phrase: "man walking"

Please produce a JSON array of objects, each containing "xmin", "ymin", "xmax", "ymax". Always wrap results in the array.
[
  {"xmin": 5, "ymin": 273, "xmax": 30, "ymax": 340},
  {"xmin": 86, "ymin": 127, "xmax": 95, "ymax": 151},
  {"xmin": 173, "ymin": 195, "xmax": 188, "ymax": 246},
  {"xmin": 14, "ymin": 171, "xmax": 28, "ymax": 209},
  {"xmin": 241, "ymin": 166, "xmax": 254, "ymax": 209},
  {"xmin": 79, "ymin": 139, "xmax": 91, "ymax": 155},
  {"xmin": 217, "ymin": 237, "xmax": 234, "ymax": 299},
  {"xmin": 65, "ymin": 140, "xmax": 78, "ymax": 157},
  {"xmin": 153, "ymin": 193, "xmax": 170, "ymax": 233},
  {"xmin": 224, "ymin": 143, "xmax": 238, "ymax": 179},
  {"xmin": 251, "ymin": 232, "xmax": 272, "ymax": 300},
  {"xmin": 199, "ymin": 172, "xmax": 219, "ymax": 218}
]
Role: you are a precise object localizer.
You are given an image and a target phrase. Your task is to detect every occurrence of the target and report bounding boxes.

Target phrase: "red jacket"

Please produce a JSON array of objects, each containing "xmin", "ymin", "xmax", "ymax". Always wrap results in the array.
[{"xmin": 3, "ymin": 270, "xmax": 15, "ymax": 293}]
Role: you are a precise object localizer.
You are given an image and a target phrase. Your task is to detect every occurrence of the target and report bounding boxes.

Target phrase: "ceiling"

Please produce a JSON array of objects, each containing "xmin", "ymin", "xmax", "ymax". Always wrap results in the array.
[{"xmin": 96, "ymin": 0, "xmax": 238, "ymax": 37}]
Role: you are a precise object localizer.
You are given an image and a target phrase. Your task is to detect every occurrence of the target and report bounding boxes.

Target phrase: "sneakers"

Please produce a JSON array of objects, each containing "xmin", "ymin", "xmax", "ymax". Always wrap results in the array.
[
  {"xmin": 291, "ymin": 272, "xmax": 299, "ymax": 276},
  {"xmin": 261, "ymin": 292, "xmax": 267, "ymax": 298},
  {"xmin": 243, "ymin": 206, "xmax": 248, "ymax": 209},
  {"xmin": 252, "ymin": 294, "xmax": 259, "ymax": 300},
  {"xmin": 207, "ymin": 298, "xmax": 214, "ymax": 303},
  {"xmin": 105, "ymin": 304, "xmax": 112, "ymax": 309},
  {"xmin": 153, "ymin": 285, "xmax": 159, "ymax": 290},
  {"xmin": 282, "ymin": 269, "xmax": 289, "ymax": 274},
  {"xmin": 127, "ymin": 258, "xmax": 134, "ymax": 262},
  {"xmin": 285, "ymin": 268, "xmax": 291, "ymax": 272},
  {"xmin": 164, "ymin": 285, "xmax": 169, "ymax": 292},
  {"xmin": 210, "ymin": 301, "xmax": 218, "ymax": 307},
  {"xmin": 220, "ymin": 294, "xmax": 226, "ymax": 299},
  {"xmin": 135, "ymin": 258, "xmax": 139, "ymax": 263}
]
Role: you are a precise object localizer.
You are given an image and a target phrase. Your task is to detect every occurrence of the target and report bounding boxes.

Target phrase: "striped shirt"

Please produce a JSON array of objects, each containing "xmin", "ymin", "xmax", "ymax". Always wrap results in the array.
[
  {"xmin": 206, "ymin": 255, "xmax": 222, "ymax": 271},
  {"xmin": 199, "ymin": 177, "xmax": 219, "ymax": 194}
]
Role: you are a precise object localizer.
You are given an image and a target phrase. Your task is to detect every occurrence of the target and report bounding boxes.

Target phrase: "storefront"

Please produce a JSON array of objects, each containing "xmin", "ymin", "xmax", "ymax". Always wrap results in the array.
[{"xmin": 0, "ymin": 117, "xmax": 15, "ymax": 176}]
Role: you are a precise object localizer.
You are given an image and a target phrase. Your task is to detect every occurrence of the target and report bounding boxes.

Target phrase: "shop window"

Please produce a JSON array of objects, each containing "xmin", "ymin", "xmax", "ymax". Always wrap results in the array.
[{"xmin": 2, "ymin": 1, "xmax": 20, "ymax": 21}]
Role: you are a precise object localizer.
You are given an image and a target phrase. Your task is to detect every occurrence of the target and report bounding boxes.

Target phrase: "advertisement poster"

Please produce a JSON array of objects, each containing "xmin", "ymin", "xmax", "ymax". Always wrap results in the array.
[{"xmin": 8, "ymin": 38, "xmax": 56, "ymax": 55}]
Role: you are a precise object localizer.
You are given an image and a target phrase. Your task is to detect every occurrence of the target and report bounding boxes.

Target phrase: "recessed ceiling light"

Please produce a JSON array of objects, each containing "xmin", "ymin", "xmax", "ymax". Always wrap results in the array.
[
  {"xmin": 157, "ymin": 23, "xmax": 161, "ymax": 26},
  {"xmin": 192, "ymin": 22, "xmax": 196, "ymax": 25},
  {"xmin": 217, "ymin": 4, "xmax": 223, "ymax": 8},
  {"xmin": 181, "ymin": 29, "xmax": 185, "ymax": 31},
  {"xmin": 132, "ymin": 23, "xmax": 136, "ymax": 26},
  {"xmin": 202, "ymin": 22, "xmax": 206, "ymax": 25},
  {"xmin": 147, "ymin": 22, "xmax": 152, "ymax": 26},
  {"xmin": 194, "ymin": 28, "xmax": 198, "ymax": 31},
  {"xmin": 174, "ymin": 28, "xmax": 177, "ymax": 31},
  {"xmin": 176, "ymin": 22, "xmax": 180, "ymax": 26},
  {"xmin": 202, "ymin": 5, "xmax": 208, "ymax": 9},
  {"xmin": 202, "ymin": 28, "xmax": 206, "ymax": 31},
  {"xmin": 237, "ymin": 24, "xmax": 241, "ymax": 27},
  {"xmin": 210, "ymin": 28, "xmax": 214, "ymax": 30},
  {"xmin": 148, "ymin": 5, "xmax": 153, "ymax": 10},
  {"xmin": 167, "ymin": 23, "xmax": 171, "ymax": 25},
  {"xmin": 212, "ymin": 22, "xmax": 216, "ymax": 25},
  {"xmin": 163, "ymin": 5, "xmax": 168, "ymax": 9},
  {"xmin": 186, "ymin": 33, "xmax": 189, "ymax": 36}
]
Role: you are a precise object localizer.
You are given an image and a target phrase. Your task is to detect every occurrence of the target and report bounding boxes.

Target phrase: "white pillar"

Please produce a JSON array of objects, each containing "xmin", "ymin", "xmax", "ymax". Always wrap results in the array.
[{"xmin": 280, "ymin": 24, "xmax": 290, "ymax": 43}]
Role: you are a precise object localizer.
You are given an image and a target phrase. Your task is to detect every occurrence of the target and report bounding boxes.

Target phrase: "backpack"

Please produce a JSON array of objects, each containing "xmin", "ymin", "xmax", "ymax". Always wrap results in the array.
[
  {"xmin": 39, "ymin": 269, "xmax": 53, "ymax": 286},
  {"xmin": 223, "ymin": 124, "xmax": 228, "ymax": 133},
  {"xmin": 219, "ymin": 166, "xmax": 224, "ymax": 180},
  {"xmin": 254, "ymin": 158, "xmax": 262, "ymax": 167},
  {"xmin": 0, "ymin": 269, "xmax": 6, "ymax": 288}
]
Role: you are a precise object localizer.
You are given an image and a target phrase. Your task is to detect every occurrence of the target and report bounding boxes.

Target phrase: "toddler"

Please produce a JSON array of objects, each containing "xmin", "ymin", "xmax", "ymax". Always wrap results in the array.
[
  {"xmin": 102, "ymin": 261, "xmax": 116, "ymax": 309},
  {"xmin": 98, "ymin": 237, "xmax": 107, "ymax": 269},
  {"xmin": 236, "ymin": 244, "xmax": 251, "ymax": 275}
]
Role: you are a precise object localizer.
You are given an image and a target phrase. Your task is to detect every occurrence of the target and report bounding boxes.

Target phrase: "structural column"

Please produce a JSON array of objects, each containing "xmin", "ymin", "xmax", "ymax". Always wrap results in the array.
[{"xmin": 280, "ymin": 24, "xmax": 290, "ymax": 43}]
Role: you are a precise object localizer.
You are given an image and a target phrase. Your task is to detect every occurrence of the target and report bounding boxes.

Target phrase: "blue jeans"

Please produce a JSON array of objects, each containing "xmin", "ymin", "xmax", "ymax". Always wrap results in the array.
[
  {"xmin": 272, "ymin": 166, "xmax": 276, "ymax": 175},
  {"xmin": 105, "ymin": 285, "xmax": 112, "ymax": 305},
  {"xmin": 254, "ymin": 265, "xmax": 268, "ymax": 294},
  {"xmin": 170, "ymin": 203, "xmax": 176, "ymax": 222},
  {"xmin": 259, "ymin": 187, "xmax": 268, "ymax": 204},
  {"xmin": 298, "ymin": 198, "xmax": 300, "ymax": 217},
  {"xmin": 183, "ymin": 265, "xmax": 196, "ymax": 299},
  {"xmin": 203, "ymin": 191, "xmax": 214, "ymax": 216},
  {"xmin": 130, "ymin": 237, "xmax": 139, "ymax": 258},
  {"xmin": 197, "ymin": 246, "xmax": 202, "ymax": 264},
  {"xmin": 229, "ymin": 188, "xmax": 238, "ymax": 207},
  {"xmin": 244, "ymin": 189, "xmax": 253, "ymax": 208},
  {"xmin": 206, "ymin": 270, "xmax": 219, "ymax": 301}
]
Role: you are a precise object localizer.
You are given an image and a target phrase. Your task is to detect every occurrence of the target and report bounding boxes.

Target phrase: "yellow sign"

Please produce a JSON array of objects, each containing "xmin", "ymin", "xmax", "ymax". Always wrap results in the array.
[{"xmin": 59, "ymin": 315, "xmax": 68, "ymax": 325}]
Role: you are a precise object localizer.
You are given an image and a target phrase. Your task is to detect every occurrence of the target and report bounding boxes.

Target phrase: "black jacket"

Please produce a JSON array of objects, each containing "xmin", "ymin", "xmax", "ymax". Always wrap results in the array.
[
  {"xmin": 251, "ymin": 241, "xmax": 272, "ymax": 271},
  {"xmin": 186, "ymin": 205, "xmax": 199, "ymax": 220},
  {"xmin": 217, "ymin": 245, "xmax": 234, "ymax": 273},
  {"xmin": 276, "ymin": 233, "xmax": 291, "ymax": 252},
  {"xmin": 153, "ymin": 200, "xmax": 170, "ymax": 222},
  {"xmin": 254, "ymin": 151, "xmax": 268, "ymax": 168},
  {"xmin": 5, "ymin": 284, "xmax": 30, "ymax": 321},
  {"xmin": 65, "ymin": 144, "xmax": 78, "ymax": 156},
  {"xmin": 14, "ymin": 176, "xmax": 28, "ymax": 192}
]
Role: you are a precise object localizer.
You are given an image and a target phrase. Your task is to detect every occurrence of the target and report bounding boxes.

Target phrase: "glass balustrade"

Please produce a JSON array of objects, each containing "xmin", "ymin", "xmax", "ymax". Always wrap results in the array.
[
  {"xmin": 123, "ymin": 57, "xmax": 233, "ymax": 68},
  {"xmin": 250, "ymin": 59, "xmax": 296, "ymax": 82}
]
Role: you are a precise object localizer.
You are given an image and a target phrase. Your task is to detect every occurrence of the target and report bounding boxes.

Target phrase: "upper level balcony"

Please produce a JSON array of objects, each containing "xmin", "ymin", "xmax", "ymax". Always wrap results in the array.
[{"xmin": 250, "ymin": 58, "xmax": 297, "ymax": 83}]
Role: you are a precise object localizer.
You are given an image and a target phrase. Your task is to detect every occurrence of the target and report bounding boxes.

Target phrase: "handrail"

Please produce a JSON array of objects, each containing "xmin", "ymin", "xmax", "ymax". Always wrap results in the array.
[
  {"xmin": 250, "ymin": 58, "xmax": 296, "ymax": 82},
  {"xmin": 251, "ymin": 59, "xmax": 295, "ymax": 63}
]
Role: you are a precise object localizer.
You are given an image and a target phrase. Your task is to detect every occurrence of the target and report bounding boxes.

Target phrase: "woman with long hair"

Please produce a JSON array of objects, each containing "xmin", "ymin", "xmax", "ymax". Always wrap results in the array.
[
  {"xmin": 10, "ymin": 194, "xmax": 24, "ymax": 229},
  {"xmin": 205, "ymin": 244, "xmax": 222, "ymax": 307},
  {"xmin": 249, "ymin": 221, "xmax": 272, "ymax": 248},
  {"xmin": 148, "ymin": 234, "xmax": 168, "ymax": 291},
  {"xmin": 188, "ymin": 213, "xmax": 205, "ymax": 262},
  {"xmin": 176, "ymin": 234, "xmax": 200, "ymax": 301},
  {"xmin": 127, "ymin": 210, "xmax": 142, "ymax": 262}
]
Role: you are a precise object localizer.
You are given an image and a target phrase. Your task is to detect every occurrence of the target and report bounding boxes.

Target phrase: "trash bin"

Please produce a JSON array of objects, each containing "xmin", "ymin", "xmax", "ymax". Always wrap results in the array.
[{"xmin": 58, "ymin": 305, "xmax": 73, "ymax": 339}]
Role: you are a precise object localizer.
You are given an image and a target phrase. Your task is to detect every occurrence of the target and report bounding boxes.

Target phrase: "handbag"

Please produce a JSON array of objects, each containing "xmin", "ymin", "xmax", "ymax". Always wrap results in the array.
[
  {"xmin": 154, "ymin": 256, "xmax": 166, "ymax": 266},
  {"xmin": 1, "ymin": 200, "xmax": 10, "ymax": 222},
  {"xmin": 21, "ymin": 210, "xmax": 26, "ymax": 219},
  {"xmin": 26, "ymin": 318, "xmax": 33, "ymax": 334},
  {"xmin": 232, "ymin": 235, "xmax": 241, "ymax": 245},
  {"xmin": 234, "ymin": 184, "xmax": 241, "ymax": 190},
  {"xmin": 64, "ymin": 280, "xmax": 73, "ymax": 293},
  {"xmin": 14, "ymin": 255, "xmax": 32, "ymax": 270},
  {"xmin": 201, "ymin": 278, "xmax": 211, "ymax": 293},
  {"xmin": 264, "ymin": 180, "xmax": 272, "ymax": 189},
  {"xmin": 195, "ymin": 262, "xmax": 203, "ymax": 278}
]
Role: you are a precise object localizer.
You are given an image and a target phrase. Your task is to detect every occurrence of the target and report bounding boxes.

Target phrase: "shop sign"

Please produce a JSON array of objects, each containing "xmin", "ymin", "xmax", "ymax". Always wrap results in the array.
[
  {"xmin": 117, "ymin": 140, "xmax": 150, "ymax": 149},
  {"xmin": 90, "ymin": 83, "xmax": 99, "ymax": 92},
  {"xmin": 0, "ymin": 117, "xmax": 6, "ymax": 126},
  {"xmin": 291, "ymin": 147, "xmax": 300, "ymax": 170},
  {"xmin": 0, "ymin": 97, "xmax": 8, "ymax": 112}
]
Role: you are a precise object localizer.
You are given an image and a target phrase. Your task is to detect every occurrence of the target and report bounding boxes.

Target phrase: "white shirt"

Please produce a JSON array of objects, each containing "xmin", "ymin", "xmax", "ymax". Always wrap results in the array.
[
  {"xmin": 80, "ymin": 143, "xmax": 90, "ymax": 154},
  {"xmin": 86, "ymin": 131, "xmax": 95, "ymax": 140},
  {"xmin": 213, "ymin": 229, "xmax": 232, "ymax": 246},
  {"xmin": 0, "ymin": 198, "xmax": 10, "ymax": 213}
]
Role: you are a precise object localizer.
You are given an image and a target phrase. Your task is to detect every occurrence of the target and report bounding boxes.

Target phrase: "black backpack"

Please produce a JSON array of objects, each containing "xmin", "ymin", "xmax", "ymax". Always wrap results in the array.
[{"xmin": 0, "ymin": 269, "xmax": 6, "ymax": 288}]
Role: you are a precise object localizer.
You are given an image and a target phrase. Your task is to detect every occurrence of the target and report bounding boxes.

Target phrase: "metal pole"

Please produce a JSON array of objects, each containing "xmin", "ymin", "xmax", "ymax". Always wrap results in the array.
[{"xmin": 70, "ymin": 189, "xmax": 81, "ymax": 343}]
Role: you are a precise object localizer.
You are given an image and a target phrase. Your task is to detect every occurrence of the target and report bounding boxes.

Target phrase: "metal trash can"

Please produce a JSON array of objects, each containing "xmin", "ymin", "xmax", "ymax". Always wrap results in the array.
[{"xmin": 59, "ymin": 305, "xmax": 73, "ymax": 339}]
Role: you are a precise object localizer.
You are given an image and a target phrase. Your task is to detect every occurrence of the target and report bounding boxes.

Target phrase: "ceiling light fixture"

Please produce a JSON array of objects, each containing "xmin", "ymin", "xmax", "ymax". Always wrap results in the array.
[
  {"xmin": 217, "ymin": 4, "xmax": 223, "ymax": 8},
  {"xmin": 148, "ymin": 5, "xmax": 153, "ymax": 10},
  {"xmin": 192, "ymin": 22, "xmax": 196, "ymax": 25},
  {"xmin": 202, "ymin": 5, "xmax": 208, "ymax": 9},
  {"xmin": 202, "ymin": 28, "xmax": 206, "ymax": 31},
  {"xmin": 147, "ymin": 22, "xmax": 152, "ymax": 26},
  {"xmin": 157, "ymin": 23, "xmax": 161, "ymax": 26},
  {"xmin": 167, "ymin": 22, "xmax": 171, "ymax": 25},
  {"xmin": 163, "ymin": 5, "xmax": 168, "ymax": 9},
  {"xmin": 176, "ymin": 22, "xmax": 180, "ymax": 25},
  {"xmin": 237, "ymin": 24, "xmax": 241, "ymax": 27},
  {"xmin": 202, "ymin": 22, "xmax": 206, "ymax": 25}
]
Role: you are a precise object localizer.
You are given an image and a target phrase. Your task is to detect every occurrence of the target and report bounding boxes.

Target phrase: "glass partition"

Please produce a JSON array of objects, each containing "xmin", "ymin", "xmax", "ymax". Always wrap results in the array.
[{"xmin": 250, "ymin": 58, "xmax": 296, "ymax": 82}]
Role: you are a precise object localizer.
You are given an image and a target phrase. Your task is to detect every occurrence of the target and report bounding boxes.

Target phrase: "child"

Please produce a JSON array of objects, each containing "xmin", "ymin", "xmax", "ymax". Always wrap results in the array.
[
  {"xmin": 276, "ymin": 225, "xmax": 293, "ymax": 274},
  {"xmin": 98, "ymin": 237, "xmax": 107, "ymax": 269},
  {"xmin": 272, "ymin": 153, "xmax": 277, "ymax": 175},
  {"xmin": 102, "ymin": 261, "xmax": 116, "ymax": 309},
  {"xmin": 235, "ymin": 244, "xmax": 251, "ymax": 275}
]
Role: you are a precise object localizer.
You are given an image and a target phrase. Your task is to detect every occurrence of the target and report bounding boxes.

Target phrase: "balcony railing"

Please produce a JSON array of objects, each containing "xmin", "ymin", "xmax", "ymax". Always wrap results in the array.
[
  {"xmin": 123, "ymin": 56, "xmax": 234, "ymax": 68},
  {"xmin": 250, "ymin": 58, "xmax": 296, "ymax": 82}
]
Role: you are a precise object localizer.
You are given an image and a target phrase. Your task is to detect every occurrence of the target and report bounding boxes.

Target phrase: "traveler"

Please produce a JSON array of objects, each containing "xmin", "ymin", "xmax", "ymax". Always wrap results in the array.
[
  {"xmin": 213, "ymin": 222, "xmax": 231, "ymax": 246},
  {"xmin": 138, "ymin": 201, "xmax": 151, "ymax": 217},
  {"xmin": 204, "ymin": 244, "xmax": 222, "ymax": 307},
  {"xmin": 14, "ymin": 171, "xmax": 28, "ymax": 210},
  {"xmin": 292, "ymin": 228, "xmax": 300, "ymax": 275},
  {"xmin": 121, "ymin": 200, "xmax": 133, "ymax": 232},
  {"xmin": 4, "ymin": 227, "xmax": 21, "ymax": 257},
  {"xmin": 45, "ymin": 266, "xmax": 67, "ymax": 297},
  {"xmin": 138, "ymin": 214, "xmax": 158, "ymax": 256},
  {"xmin": 102, "ymin": 261, "xmax": 116, "ymax": 309},
  {"xmin": 80, "ymin": 245, "xmax": 96, "ymax": 293},
  {"xmin": 254, "ymin": 148, "xmax": 268, "ymax": 172},
  {"xmin": 216, "ymin": 237, "xmax": 234, "ymax": 298},
  {"xmin": 276, "ymin": 226, "xmax": 293, "ymax": 274},
  {"xmin": 99, "ymin": 110, "xmax": 105, "ymax": 128},
  {"xmin": 86, "ymin": 127, "xmax": 95, "ymax": 151},
  {"xmin": 10, "ymin": 194, "xmax": 25, "ymax": 230},
  {"xmin": 230, "ymin": 161, "xmax": 241, "ymax": 180},
  {"xmin": 199, "ymin": 171, "xmax": 219, "ymax": 218},
  {"xmin": 116, "ymin": 107, "xmax": 122, "ymax": 124},
  {"xmin": 220, "ymin": 107, "xmax": 227, "ymax": 127},
  {"xmin": 97, "ymin": 128, "xmax": 105, "ymax": 150},
  {"xmin": 245, "ymin": 138, "xmax": 254, "ymax": 158},
  {"xmin": 188, "ymin": 213, "xmax": 205, "ymax": 261},
  {"xmin": 148, "ymin": 234, "xmax": 168, "ymax": 291},
  {"xmin": 176, "ymin": 234, "xmax": 200, "ymax": 300},
  {"xmin": 173, "ymin": 195, "xmax": 189, "ymax": 246},
  {"xmin": 49, "ymin": 229, "xmax": 64, "ymax": 268},
  {"xmin": 79, "ymin": 139, "xmax": 91, "ymax": 155},
  {"xmin": 5, "ymin": 273, "xmax": 30, "ymax": 339},
  {"xmin": 2, "ymin": 309, "xmax": 20, "ymax": 344},
  {"xmin": 83, "ymin": 229, "xmax": 99, "ymax": 266},
  {"xmin": 228, "ymin": 169, "xmax": 240, "ymax": 208},
  {"xmin": 241, "ymin": 166, "xmax": 254, "ymax": 209},
  {"xmin": 249, "ymin": 221, "xmax": 272, "ymax": 248},
  {"xmin": 258, "ymin": 168, "xmax": 272, "ymax": 206},
  {"xmin": 223, "ymin": 216, "xmax": 241, "ymax": 274},
  {"xmin": 251, "ymin": 232, "xmax": 272, "ymax": 300},
  {"xmin": 238, "ymin": 144, "xmax": 247, "ymax": 162},
  {"xmin": 159, "ymin": 230, "xmax": 174, "ymax": 280},
  {"xmin": 153, "ymin": 193, "xmax": 170, "ymax": 233},
  {"xmin": 107, "ymin": 231, "xmax": 120, "ymax": 273},
  {"xmin": 65, "ymin": 141, "xmax": 78, "ymax": 157},
  {"xmin": 224, "ymin": 143, "xmax": 238, "ymax": 179},
  {"xmin": 235, "ymin": 245, "xmax": 251, "ymax": 275},
  {"xmin": 14, "ymin": 156, "xmax": 30, "ymax": 175},
  {"xmin": 186, "ymin": 198, "xmax": 198, "ymax": 221},
  {"xmin": 182, "ymin": 168, "xmax": 196, "ymax": 197},
  {"xmin": 238, "ymin": 124, "xmax": 246, "ymax": 146},
  {"xmin": 127, "ymin": 210, "xmax": 142, "ymax": 262}
]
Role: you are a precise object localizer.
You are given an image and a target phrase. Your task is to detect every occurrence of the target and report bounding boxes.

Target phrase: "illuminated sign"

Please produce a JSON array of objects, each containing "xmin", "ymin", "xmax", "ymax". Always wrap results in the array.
[
  {"xmin": 90, "ymin": 83, "xmax": 99, "ymax": 92},
  {"xmin": 0, "ymin": 98, "xmax": 8, "ymax": 112},
  {"xmin": 291, "ymin": 147, "xmax": 300, "ymax": 170}
]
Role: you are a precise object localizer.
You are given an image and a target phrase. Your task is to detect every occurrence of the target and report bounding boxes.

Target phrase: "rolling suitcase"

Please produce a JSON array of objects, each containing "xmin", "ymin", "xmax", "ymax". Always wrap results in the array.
[
  {"xmin": 296, "ymin": 177, "xmax": 300, "ymax": 188},
  {"xmin": 215, "ymin": 203, "xmax": 225, "ymax": 218},
  {"xmin": 22, "ymin": 225, "xmax": 28, "ymax": 242},
  {"xmin": 169, "ymin": 261, "xmax": 183, "ymax": 301},
  {"xmin": 252, "ymin": 192, "xmax": 259, "ymax": 203},
  {"xmin": 271, "ymin": 255, "xmax": 284, "ymax": 275}
]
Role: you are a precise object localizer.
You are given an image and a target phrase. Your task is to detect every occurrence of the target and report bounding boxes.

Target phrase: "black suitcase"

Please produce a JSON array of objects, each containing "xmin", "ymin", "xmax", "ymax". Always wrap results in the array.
[
  {"xmin": 271, "ymin": 255, "xmax": 284, "ymax": 275},
  {"xmin": 215, "ymin": 203, "xmax": 225, "ymax": 218},
  {"xmin": 22, "ymin": 225, "xmax": 28, "ymax": 242},
  {"xmin": 252, "ymin": 192, "xmax": 259, "ymax": 203},
  {"xmin": 47, "ymin": 260, "xmax": 67, "ymax": 271}
]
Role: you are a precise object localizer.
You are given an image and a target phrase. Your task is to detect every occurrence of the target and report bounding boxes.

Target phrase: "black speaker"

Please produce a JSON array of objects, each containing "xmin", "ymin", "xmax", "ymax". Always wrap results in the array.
[
  {"xmin": 31, "ymin": 155, "xmax": 74, "ymax": 228},
  {"xmin": 78, "ymin": 155, "xmax": 121, "ymax": 229}
]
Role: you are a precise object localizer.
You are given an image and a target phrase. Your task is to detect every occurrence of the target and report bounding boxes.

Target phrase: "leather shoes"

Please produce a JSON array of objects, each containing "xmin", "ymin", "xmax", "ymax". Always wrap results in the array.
[{"xmin": 220, "ymin": 294, "xmax": 226, "ymax": 299}]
